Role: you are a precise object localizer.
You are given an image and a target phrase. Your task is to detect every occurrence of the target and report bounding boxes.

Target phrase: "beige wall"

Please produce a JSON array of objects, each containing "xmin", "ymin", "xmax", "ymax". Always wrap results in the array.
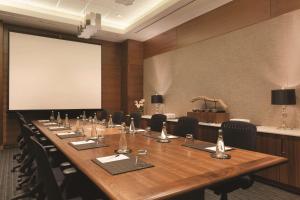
[{"xmin": 144, "ymin": 9, "xmax": 300, "ymax": 127}]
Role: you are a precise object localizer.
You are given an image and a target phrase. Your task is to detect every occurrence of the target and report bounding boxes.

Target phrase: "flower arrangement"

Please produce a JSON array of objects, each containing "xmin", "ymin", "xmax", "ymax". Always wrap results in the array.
[{"xmin": 134, "ymin": 98, "xmax": 145, "ymax": 114}]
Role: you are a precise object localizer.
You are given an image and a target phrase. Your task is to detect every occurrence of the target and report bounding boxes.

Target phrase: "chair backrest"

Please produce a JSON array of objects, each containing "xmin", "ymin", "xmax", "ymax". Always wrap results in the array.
[
  {"xmin": 130, "ymin": 112, "xmax": 141, "ymax": 128},
  {"xmin": 30, "ymin": 136, "xmax": 63, "ymax": 200},
  {"xmin": 112, "ymin": 111, "xmax": 124, "ymax": 125},
  {"xmin": 174, "ymin": 116, "xmax": 198, "ymax": 137},
  {"xmin": 221, "ymin": 121, "xmax": 257, "ymax": 151},
  {"xmin": 150, "ymin": 114, "xmax": 167, "ymax": 132},
  {"xmin": 97, "ymin": 109, "xmax": 108, "ymax": 121}
]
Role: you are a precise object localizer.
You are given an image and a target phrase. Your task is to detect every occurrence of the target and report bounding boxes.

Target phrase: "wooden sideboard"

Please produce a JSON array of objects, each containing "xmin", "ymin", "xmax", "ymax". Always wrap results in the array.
[{"xmin": 140, "ymin": 117, "xmax": 300, "ymax": 194}]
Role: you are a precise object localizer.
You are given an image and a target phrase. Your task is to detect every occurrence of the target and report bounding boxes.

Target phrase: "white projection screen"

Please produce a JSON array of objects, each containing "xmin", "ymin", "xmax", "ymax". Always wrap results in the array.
[{"xmin": 9, "ymin": 32, "xmax": 102, "ymax": 110}]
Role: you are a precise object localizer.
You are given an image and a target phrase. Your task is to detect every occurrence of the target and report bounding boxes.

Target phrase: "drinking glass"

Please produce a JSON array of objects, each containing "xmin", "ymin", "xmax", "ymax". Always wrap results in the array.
[
  {"xmin": 135, "ymin": 149, "xmax": 148, "ymax": 167},
  {"xmin": 185, "ymin": 134, "xmax": 194, "ymax": 145}
]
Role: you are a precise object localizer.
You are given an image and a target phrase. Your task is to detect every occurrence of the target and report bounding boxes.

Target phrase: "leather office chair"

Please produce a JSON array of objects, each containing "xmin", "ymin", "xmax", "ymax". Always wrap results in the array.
[
  {"xmin": 130, "ymin": 112, "xmax": 142, "ymax": 128},
  {"xmin": 174, "ymin": 116, "xmax": 198, "ymax": 137},
  {"xmin": 209, "ymin": 120, "xmax": 257, "ymax": 200},
  {"xmin": 97, "ymin": 109, "xmax": 108, "ymax": 121},
  {"xmin": 150, "ymin": 114, "xmax": 167, "ymax": 132},
  {"xmin": 30, "ymin": 136, "xmax": 79, "ymax": 200},
  {"xmin": 112, "ymin": 111, "xmax": 124, "ymax": 125}
]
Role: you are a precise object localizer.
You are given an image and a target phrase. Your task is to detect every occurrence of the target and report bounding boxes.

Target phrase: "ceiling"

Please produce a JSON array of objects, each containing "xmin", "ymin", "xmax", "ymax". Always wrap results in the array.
[{"xmin": 0, "ymin": 0, "xmax": 233, "ymax": 42}]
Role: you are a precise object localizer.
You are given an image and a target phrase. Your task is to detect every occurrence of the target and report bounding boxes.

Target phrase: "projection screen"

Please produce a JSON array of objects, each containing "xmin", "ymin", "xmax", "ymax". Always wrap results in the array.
[{"xmin": 9, "ymin": 32, "xmax": 101, "ymax": 110}]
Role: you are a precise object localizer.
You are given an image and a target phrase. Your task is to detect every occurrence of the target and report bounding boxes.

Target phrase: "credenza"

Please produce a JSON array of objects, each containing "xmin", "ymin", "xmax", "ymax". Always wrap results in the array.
[{"xmin": 141, "ymin": 115, "xmax": 300, "ymax": 194}]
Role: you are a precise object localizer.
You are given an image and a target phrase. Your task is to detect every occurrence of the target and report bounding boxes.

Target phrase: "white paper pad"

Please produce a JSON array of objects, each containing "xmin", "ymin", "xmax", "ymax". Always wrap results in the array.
[
  {"xmin": 44, "ymin": 122, "xmax": 57, "ymax": 126},
  {"xmin": 205, "ymin": 146, "xmax": 232, "ymax": 152},
  {"xmin": 97, "ymin": 154, "xmax": 129, "ymax": 164},
  {"xmin": 38, "ymin": 120, "xmax": 50, "ymax": 122},
  {"xmin": 49, "ymin": 126, "xmax": 66, "ymax": 130},
  {"xmin": 71, "ymin": 140, "xmax": 94, "ymax": 145},
  {"xmin": 57, "ymin": 132, "xmax": 76, "ymax": 136}
]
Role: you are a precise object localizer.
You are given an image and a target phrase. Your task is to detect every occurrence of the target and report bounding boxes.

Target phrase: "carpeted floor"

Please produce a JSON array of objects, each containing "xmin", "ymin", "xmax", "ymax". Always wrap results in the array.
[{"xmin": 1, "ymin": 148, "xmax": 300, "ymax": 200}]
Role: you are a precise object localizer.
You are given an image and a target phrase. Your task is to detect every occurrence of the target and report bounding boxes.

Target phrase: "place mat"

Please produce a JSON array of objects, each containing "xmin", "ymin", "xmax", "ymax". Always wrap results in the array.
[
  {"xmin": 69, "ymin": 141, "xmax": 108, "ymax": 150},
  {"xmin": 182, "ymin": 142, "xmax": 234, "ymax": 153},
  {"xmin": 143, "ymin": 132, "xmax": 179, "ymax": 139},
  {"xmin": 56, "ymin": 132, "xmax": 83, "ymax": 139},
  {"xmin": 92, "ymin": 154, "xmax": 154, "ymax": 175}
]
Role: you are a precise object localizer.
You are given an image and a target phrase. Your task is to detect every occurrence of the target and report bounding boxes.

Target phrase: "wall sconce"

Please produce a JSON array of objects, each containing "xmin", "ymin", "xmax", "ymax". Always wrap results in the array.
[
  {"xmin": 151, "ymin": 94, "xmax": 163, "ymax": 114},
  {"xmin": 271, "ymin": 89, "xmax": 296, "ymax": 129}
]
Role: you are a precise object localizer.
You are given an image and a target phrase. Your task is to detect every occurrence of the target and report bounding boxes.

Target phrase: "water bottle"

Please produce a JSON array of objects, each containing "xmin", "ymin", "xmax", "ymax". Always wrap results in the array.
[
  {"xmin": 91, "ymin": 120, "xmax": 97, "ymax": 138},
  {"xmin": 57, "ymin": 112, "xmax": 62, "ymax": 125},
  {"xmin": 82, "ymin": 111, "xmax": 86, "ymax": 121},
  {"xmin": 216, "ymin": 129, "xmax": 225, "ymax": 157},
  {"xmin": 159, "ymin": 122, "xmax": 169, "ymax": 142},
  {"xmin": 64, "ymin": 114, "xmax": 70, "ymax": 128},
  {"xmin": 75, "ymin": 116, "xmax": 80, "ymax": 132},
  {"xmin": 93, "ymin": 112, "xmax": 98, "ymax": 123},
  {"xmin": 129, "ymin": 117, "xmax": 136, "ymax": 134},
  {"xmin": 108, "ymin": 114, "xmax": 113, "ymax": 128},
  {"xmin": 118, "ymin": 123, "xmax": 128, "ymax": 153},
  {"xmin": 50, "ymin": 110, "xmax": 55, "ymax": 122}
]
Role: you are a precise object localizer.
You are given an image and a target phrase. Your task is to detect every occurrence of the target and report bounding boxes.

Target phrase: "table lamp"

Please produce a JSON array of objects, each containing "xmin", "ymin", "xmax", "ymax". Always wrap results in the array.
[
  {"xmin": 271, "ymin": 89, "xmax": 296, "ymax": 129},
  {"xmin": 151, "ymin": 94, "xmax": 163, "ymax": 114}
]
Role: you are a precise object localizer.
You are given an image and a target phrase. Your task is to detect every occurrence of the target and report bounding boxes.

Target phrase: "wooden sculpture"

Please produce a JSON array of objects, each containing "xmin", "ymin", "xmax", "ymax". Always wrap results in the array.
[{"xmin": 190, "ymin": 95, "xmax": 228, "ymax": 112}]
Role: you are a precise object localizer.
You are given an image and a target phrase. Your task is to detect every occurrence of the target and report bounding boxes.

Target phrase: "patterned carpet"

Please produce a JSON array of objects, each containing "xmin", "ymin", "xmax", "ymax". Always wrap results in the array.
[{"xmin": 1, "ymin": 148, "xmax": 300, "ymax": 200}]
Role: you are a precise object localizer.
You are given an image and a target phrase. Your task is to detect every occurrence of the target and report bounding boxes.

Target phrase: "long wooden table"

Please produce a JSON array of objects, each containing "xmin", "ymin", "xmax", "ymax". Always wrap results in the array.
[{"xmin": 33, "ymin": 121, "xmax": 287, "ymax": 200}]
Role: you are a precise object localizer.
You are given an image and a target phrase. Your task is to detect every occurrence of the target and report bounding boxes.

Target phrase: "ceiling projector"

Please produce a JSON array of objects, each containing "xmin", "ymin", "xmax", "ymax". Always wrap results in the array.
[{"xmin": 77, "ymin": 12, "xmax": 101, "ymax": 39}]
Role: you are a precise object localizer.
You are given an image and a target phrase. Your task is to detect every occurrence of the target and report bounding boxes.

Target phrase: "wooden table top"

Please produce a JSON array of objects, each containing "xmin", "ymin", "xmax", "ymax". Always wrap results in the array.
[{"xmin": 33, "ymin": 120, "xmax": 287, "ymax": 200}]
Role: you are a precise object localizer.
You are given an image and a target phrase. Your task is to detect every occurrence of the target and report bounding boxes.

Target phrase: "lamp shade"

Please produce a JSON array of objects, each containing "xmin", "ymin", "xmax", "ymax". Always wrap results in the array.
[
  {"xmin": 151, "ymin": 94, "xmax": 163, "ymax": 104},
  {"xmin": 271, "ymin": 89, "xmax": 296, "ymax": 105}
]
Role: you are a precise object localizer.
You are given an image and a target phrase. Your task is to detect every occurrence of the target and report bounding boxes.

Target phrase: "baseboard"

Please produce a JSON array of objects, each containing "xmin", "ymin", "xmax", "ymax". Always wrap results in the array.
[{"xmin": 254, "ymin": 175, "xmax": 300, "ymax": 195}]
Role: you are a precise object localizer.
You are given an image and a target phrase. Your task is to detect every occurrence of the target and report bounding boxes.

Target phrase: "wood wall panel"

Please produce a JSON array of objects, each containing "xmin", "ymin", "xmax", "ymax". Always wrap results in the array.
[
  {"xmin": 143, "ymin": 0, "xmax": 300, "ymax": 58},
  {"xmin": 121, "ymin": 40, "xmax": 143, "ymax": 113},
  {"xmin": 271, "ymin": 0, "xmax": 300, "ymax": 17},
  {"xmin": 0, "ymin": 22, "xmax": 3, "ymax": 147},
  {"xmin": 144, "ymin": 29, "xmax": 177, "ymax": 59},
  {"xmin": 177, "ymin": 0, "xmax": 270, "ymax": 48},
  {"xmin": 101, "ymin": 43, "xmax": 121, "ymax": 112}
]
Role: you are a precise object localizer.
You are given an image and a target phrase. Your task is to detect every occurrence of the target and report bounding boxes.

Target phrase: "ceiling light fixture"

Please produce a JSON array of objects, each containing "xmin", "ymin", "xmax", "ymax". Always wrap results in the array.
[
  {"xmin": 115, "ymin": 0, "xmax": 135, "ymax": 6},
  {"xmin": 77, "ymin": 12, "xmax": 101, "ymax": 39}
]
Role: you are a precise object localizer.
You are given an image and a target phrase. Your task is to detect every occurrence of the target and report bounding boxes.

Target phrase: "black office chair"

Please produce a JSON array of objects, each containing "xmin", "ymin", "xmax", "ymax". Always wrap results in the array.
[
  {"xmin": 173, "ymin": 116, "xmax": 198, "ymax": 137},
  {"xmin": 209, "ymin": 120, "xmax": 257, "ymax": 200},
  {"xmin": 129, "ymin": 112, "xmax": 141, "ymax": 128},
  {"xmin": 112, "ymin": 111, "xmax": 124, "ymax": 125},
  {"xmin": 150, "ymin": 114, "xmax": 167, "ymax": 132},
  {"xmin": 97, "ymin": 109, "xmax": 108, "ymax": 121}
]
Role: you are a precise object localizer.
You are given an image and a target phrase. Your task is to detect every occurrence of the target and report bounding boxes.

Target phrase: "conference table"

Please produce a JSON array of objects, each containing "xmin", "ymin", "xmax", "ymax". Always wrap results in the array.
[{"xmin": 33, "ymin": 120, "xmax": 287, "ymax": 200}]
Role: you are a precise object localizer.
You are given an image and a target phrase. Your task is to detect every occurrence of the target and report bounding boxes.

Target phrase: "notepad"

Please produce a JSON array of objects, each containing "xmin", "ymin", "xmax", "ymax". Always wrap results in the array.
[
  {"xmin": 49, "ymin": 126, "xmax": 67, "ymax": 130},
  {"xmin": 38, "ymin": 120, "xmax": 50, "ymax": 123},
  {"xmin": 205, "ymin": 146, "xmax": 232, "ymax": 152},
  {"xmin": 71, "ymin": 140, "xmax": 95, "ymax": 145},
  {"xmin": 97, "ymin": 154, "xmax": 129, "ymax": 164},
  {"xmin": 44, "ymin": 122, "xmax": 57, "ymax": 126},
  {"xmin": 57, "ymin": 132, "xmax": 76, "ymax": 136}
]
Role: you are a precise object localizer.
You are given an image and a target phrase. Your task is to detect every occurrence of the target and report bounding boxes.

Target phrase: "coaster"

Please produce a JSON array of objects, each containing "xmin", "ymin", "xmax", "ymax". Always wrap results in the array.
[
  {"xmin": 211, "ymin": 152, "xmax": 231, "ymax": 159},
  {"xmin": 92, "ymin": 154, "xmax": 153, "ymax": 175},
  {"xmin": 114, "ymin": 149, "xmax": 132, "ymax": 154}
]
